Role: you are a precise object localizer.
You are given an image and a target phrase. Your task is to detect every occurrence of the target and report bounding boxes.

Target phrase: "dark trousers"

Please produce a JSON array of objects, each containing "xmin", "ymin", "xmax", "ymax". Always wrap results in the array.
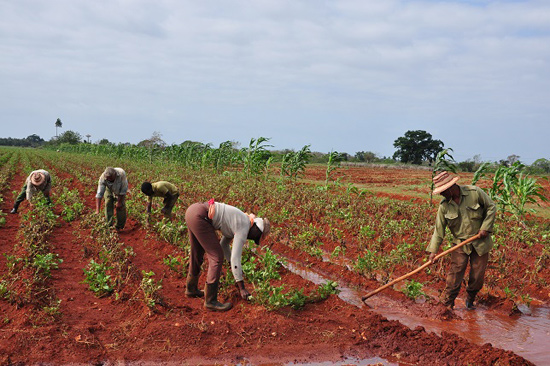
[
  {"xmin": 161, "ymin": 193, "xmax": 179, "ymax": 217},
  {"xmin": 105, "ymin": 187, "xmax": 126, "ymax": 229},
  {"xmin": 185, "ymin": 203, "xmax": 224, "ymax": 284},
  {"xmin": 444, "ymin": 248, "xmax": 489, "ymax": 305}
]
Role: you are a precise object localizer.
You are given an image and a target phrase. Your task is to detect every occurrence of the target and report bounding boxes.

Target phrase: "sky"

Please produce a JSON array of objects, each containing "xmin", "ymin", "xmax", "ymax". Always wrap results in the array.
[{"xmin": 1, "ymin": 0, "xmax": 549, "ymax": 164}]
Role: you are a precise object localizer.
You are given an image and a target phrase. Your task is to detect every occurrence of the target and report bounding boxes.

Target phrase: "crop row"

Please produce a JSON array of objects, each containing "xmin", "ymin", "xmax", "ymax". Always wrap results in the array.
[{"xmin": 3, "ymin": 147, "xmax": 550, "ymax": 309}]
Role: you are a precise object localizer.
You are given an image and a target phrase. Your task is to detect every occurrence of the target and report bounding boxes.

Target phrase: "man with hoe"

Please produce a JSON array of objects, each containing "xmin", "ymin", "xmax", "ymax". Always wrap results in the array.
[
  {"xmin": 140, "ymin": 181, "xmax": 179, "ymax": 219},
  {"xmin": 427, "ymin": 171, "xmax": 496, "ymax": 310},
  {"xmin": 10, "ymin": 169, "xmax": 52, "ymax": 213},
  {"xmin": 96, "ymin": 167, "xmax": 128, "ymax": 230}
]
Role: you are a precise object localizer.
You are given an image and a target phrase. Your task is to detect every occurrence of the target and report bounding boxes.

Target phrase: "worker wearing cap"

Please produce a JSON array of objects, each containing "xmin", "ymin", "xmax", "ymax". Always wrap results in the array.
[
  {"xmin": 427, "ymin": 171, "xmax": 496, "ymax": 310},
  {"xmin": 140, "ymin": 181, "xmax": 179, "ymax": 219},
  {"xmin": 96, "ymin": 167, "xmax": 128, "ymax": 230},
  {"xmin": 10, "ymin": 169, "xmax": 52, "ymax": 213},
  {"xmin": 184, "ymin": 199, "xmax": 271, "ymax": 311}
]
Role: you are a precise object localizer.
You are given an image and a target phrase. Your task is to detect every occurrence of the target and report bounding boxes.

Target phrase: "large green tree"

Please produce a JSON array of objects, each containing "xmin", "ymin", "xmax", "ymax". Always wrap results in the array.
[
  {"xmin": 393, "ymin": 130, "xmax": 444, "ymax": 164},
  {"xmin": 56, "ymin": 130, "xmax": 82, "ymax": 144}
]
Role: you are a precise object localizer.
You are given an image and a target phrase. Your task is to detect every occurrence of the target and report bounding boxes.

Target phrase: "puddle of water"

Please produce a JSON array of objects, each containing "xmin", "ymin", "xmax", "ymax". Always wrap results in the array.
[{"xmin": 283, "ymin": 259, "xmax": 550, "ymax": 366}]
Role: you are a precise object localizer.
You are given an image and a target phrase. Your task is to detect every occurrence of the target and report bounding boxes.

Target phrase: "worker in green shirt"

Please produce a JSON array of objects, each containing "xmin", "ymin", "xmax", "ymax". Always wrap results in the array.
[
  {"xmin": 140, "ymin": 181, "xmax": 180, "ymax": 219},
  {"xmin": 427, "ymin": 171, "xmax": 497, "ymax": 310}
]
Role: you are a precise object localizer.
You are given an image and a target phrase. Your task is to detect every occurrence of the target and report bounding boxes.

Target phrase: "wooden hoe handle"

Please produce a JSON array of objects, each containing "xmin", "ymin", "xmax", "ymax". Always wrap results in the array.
[{"xmin": 361, "ymin": 233, "xmax": 482, "ymax": 302}]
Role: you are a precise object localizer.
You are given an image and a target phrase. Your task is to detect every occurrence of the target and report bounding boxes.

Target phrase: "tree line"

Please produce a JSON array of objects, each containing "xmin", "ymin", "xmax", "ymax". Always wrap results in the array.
[{"xmin": 2, "ymin": 127, "xmax": 549, "ymax": 174}]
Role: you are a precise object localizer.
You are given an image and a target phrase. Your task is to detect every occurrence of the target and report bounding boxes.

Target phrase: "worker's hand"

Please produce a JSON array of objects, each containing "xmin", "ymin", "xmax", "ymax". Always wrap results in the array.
[
  {"xmin": 236, "ymin": 280, "xmax": 251, "ymax": 300},
  {"xmin": 428, "ymin": 253, "xmax": 436, "ymax": 263},
  {"xmin": 116, "ymin": 196, "xmax": 125, "ymax": 210},
  {"xmin": 479, "ymin": 230, "xmax": 489, "ymax": 239}
]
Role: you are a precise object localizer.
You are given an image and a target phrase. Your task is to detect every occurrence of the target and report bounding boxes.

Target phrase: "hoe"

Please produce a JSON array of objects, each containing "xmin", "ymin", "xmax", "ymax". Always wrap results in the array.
[{"xmin": 361, "ymin": 233, "xmax": 481, "ymax": 303}]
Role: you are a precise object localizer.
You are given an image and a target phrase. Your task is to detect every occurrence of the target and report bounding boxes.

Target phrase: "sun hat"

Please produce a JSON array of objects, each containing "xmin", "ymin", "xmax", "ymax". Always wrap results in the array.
[
  {"xmin": 30, "ymin": 172, "xmax": 46, "ymax": 187},
  {"xmin": 253, "ymin": 217, "xmax": 271, "ymax": 244},
  {"xmin": 432, "ymin": 171, "xmax": 459, "ymax": 194}
]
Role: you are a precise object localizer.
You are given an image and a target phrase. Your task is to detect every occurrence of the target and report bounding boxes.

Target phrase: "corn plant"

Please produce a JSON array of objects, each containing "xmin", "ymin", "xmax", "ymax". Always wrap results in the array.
[
  {"xmin": 473, "ymin": 162, "xmax": 548, "ymax": 220},
  {"xmin": 324, "ymin": 151, "xmax": 344, "ymax": 187},
  {"xmin": 241, "ymin": 137, "xmax": 272, "ymax": 176},
  {"xmin": 280, "ymin": 144, "xmax": 311, "ymax": 180}
]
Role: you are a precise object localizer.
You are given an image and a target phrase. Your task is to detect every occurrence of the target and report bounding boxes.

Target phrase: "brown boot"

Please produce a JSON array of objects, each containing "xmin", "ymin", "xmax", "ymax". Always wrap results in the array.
[
  {"xmin": 204, "ymin": 281, "xmax": 232, "ymax": 311},
  {"xmin": 185, "ymin": 275, "xmax": 204, "ymax": 298}
]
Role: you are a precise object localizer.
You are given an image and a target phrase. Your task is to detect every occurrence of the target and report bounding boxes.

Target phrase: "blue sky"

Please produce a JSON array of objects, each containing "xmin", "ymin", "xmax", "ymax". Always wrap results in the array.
[{"xmin": 1, "ymin": 0, "xmax": 549, "ymax": 163}]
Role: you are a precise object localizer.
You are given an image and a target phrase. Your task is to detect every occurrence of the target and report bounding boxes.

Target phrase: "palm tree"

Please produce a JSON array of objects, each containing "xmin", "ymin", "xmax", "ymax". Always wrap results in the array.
[{"xmin": 55, "ymin": 118, "xmax": 63, "ymax": 137}]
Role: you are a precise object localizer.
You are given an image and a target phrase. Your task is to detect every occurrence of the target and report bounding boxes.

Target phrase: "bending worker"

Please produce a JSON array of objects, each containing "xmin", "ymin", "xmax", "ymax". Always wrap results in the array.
[
  {"xmin": 184, "ymin": 199, "xmax": 270, "ymax": 311},
  {"xmin": 427, "ymin": 171, "xmax": 496, "ymax": 310},
  {"xmin": 140, "ymin": 181, "xmax": 179, "ymax": 219},
  {"xmin": 96, "ymin": 167, "xmax": 128, "ymax": 230},
  {"xmin": 10, "ymin": 169, "xmax": 52, "ymax": 213}
]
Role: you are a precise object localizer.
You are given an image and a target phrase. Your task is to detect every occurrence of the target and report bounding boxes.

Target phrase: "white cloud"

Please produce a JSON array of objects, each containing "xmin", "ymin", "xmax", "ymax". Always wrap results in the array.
[{"xmin": 0, "ymin": 0, "xmax": 549, "ymax": 162}]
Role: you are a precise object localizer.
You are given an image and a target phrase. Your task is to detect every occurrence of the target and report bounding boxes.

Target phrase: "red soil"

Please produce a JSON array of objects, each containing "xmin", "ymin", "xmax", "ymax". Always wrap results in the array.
[{"xmin": 0, "ymin": 165, "xmax": 535, "ymax": 365}]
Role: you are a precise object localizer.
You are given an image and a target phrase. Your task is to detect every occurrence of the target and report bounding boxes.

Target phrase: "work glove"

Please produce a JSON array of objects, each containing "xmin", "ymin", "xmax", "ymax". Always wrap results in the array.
[
  {"xmin": 428, "ymin": 252, "xmax": 436, "ymax": 263},
  {"xmin": 236, "ymin": 280, "xmax": 251, "ymax": 300}
]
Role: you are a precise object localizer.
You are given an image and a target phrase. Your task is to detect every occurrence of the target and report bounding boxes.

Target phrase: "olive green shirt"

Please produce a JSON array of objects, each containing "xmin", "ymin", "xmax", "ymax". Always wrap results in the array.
[
  {"xmin": 150, "ymin": 181, "xmax": 178, "ymax": 199},
  {"xmin": 427, "ymin": 185, "xmax": 497, "ymax": 256}
]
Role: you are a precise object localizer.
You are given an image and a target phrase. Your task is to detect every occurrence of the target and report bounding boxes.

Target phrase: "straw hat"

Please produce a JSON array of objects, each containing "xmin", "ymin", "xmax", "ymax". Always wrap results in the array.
[
  {"xmin": 30, "ymin": 172, "xmax": 46, "ymax": 187},
  {"xmin": 432, "ymin": 171, "xmax": 459, "ymax": 194}
]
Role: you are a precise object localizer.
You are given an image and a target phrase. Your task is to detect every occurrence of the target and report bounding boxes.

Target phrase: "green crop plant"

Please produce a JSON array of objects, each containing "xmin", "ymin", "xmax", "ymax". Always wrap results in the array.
[
  {"xmin": 473, "ymin": 162, "xmax": 548, "ymax": 221},
  {"xmin": 313, "ymin": 281, "xmax": 340, "ymax": 300},
  {"xmin": 83, "ymin": 259, "xmax": 114, "ymax": 297},
  {"xmin": 57, "ymin": 188, "xmax": 84, "ymax": 222},
  {"xmin": 330, "ymin": 246, "xmax": 345, "ymax": 258},
  {"xmin": 359, "ymin": 225, "xmax": 376, "ymax": 240},
  {"xmin": 42, "ymin": 299, "xmax": 62, "ymax": 318},
  {"xmin": 389, "ymin": 242, "xmax": 413, "ymax": 265},
  {"xmin": 401, "ymin": 279, "xmax": 425, "ymax": 300},
  {"xmin": 163, "ymin": 255, "xmax": 188, "ymax": 277},
  {"xmin": 280, "ymin": 144, "xmax": 312, "ymax": 180},
  {"xmin": 324, "ymin": 151, "xmax": 344, "ymax": 187},
  {"xmin": 32, "ymin": 253, "xmax": 63, "ymax": 278},
  {"xmin": 503, "ymin": 286, "xmax": 516, "ymax": 300},
  {"xmin": 241, "ymin": 137, "xmax": 273, "ymax": 176},
  {"xmin": 242, "ymin": 246, "xmax": 284, "ymax": 283},
  {"xmin": 355, "ymin": 250, "xmax": 380, "ymax": 278},
  {"xmin": 154, "ymin": 220, "xmax": 187, "ymax": 247},
  {"xmin": 140, "ymin": 270, "xmax": 163, "ymax": 309},
  {"xmin": 0, "ymin": 280, "xmax": 9, "ymax": 300}
]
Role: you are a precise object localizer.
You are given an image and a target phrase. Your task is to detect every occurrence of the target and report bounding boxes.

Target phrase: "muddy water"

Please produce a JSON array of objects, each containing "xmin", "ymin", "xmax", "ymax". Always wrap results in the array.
[{"xmin": 283, "ymin": 260, "xmax": 550, "ymax": 366}]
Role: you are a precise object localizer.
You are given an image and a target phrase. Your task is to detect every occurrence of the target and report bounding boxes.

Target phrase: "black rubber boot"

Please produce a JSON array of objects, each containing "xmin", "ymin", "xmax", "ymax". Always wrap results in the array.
[
  {"xmin": 466, "ymin": 292, "xmax": 477, "ymax": 310},
  {"xmin": 10, "ymin": 201, "xmax": 20, "ymax": 214},
  {"xmin": 185, "ymin": 275, "xmax": 204, "ymax": 298},
  {"xmin": 204, "ymin": 281, "xmax": 232, "ymax": 312}
]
